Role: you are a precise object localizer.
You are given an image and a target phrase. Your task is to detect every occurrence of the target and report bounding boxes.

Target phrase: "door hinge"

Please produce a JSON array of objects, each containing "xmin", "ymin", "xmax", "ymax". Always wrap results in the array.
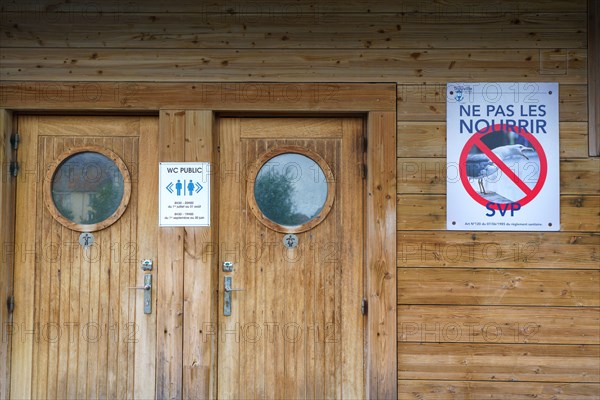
[
  {"xmin": 9, "ymin": 161, "xmax": 19, "ymax": 177},
  {"xmin": 10, "ymin": 133, "xmax": 20, "ymax": 150},
  {"xmin": 361, "ymin": 298, "xmax": 367, "ymax": 316},
  {"xmin": 7, "ymin": 295, "xmax": 14, "ymax": 314}
]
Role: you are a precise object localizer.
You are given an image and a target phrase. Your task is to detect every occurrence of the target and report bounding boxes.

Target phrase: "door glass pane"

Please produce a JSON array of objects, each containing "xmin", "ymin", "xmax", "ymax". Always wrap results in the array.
[
  {"xmin": 51, "ymin": 152, "xmax": 125, "ymax": 225},
  {"xmin": 254, "ymin": 153, "xmax": 328, "ymax": 227}
]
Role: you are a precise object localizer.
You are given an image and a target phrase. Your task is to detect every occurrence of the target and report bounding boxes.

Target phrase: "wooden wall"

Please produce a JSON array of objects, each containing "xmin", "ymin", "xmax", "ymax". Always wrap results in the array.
[
  {"xmin": 0, "ymin": 111, "xmax": 15, "ymax": 400},
  {"xmin": 1, "ymin": 0, "xmax": 598, "ymax": 399}
]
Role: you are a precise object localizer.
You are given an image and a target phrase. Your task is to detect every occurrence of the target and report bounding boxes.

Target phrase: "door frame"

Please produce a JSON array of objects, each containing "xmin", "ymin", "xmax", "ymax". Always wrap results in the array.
[{"xmin": 0, "ymin": 82, "xmax": 397, "ymax": 399}]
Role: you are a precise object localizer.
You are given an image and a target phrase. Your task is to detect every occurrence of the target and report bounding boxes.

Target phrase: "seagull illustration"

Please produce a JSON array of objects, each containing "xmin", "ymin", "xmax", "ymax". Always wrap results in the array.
[{"xmin": 466, "ymin": 144, "xmax": 535, "ymax": 194}]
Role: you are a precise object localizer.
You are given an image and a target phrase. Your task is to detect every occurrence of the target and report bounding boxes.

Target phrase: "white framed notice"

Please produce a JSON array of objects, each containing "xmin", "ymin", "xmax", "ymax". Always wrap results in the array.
[
  {"xmin": 447, "ymin": 82, "xmax": 560, "ymax": 231},
  {"xmin": 159, "ymin": 162, "xmax": 211, "ymax": 227}
]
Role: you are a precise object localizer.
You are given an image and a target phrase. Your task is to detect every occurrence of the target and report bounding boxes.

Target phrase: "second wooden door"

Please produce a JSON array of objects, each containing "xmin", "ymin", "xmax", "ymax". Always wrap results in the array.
[{"xmin": 217, "ymin": 117, "xmax": 366, "ymax": 399}]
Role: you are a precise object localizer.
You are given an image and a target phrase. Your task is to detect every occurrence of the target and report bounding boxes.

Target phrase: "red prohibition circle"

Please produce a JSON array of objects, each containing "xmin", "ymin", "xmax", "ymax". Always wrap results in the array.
[{"xmin": 459, "ymin": 123, "xmax": 548, "ymax": 209}]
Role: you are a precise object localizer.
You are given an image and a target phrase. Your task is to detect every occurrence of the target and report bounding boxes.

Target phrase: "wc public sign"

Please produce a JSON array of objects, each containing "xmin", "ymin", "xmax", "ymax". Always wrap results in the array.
[
  {"xmin": 159, "ymin": 162, "xmax": 211, "ymax": 226},
  {"xmin": 446, "ymin": 82, "xmax": 559, "ymax": 231}
]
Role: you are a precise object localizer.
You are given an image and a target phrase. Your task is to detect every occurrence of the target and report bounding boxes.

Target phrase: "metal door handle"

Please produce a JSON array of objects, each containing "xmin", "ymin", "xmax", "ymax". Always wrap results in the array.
[
  {"xmin": 129, "ymin": 284, "xmax": 151, "ymax": 290},
  {"xmin": 225, "ymin": 288, "xmax": 245, "ymax": 292},
  {"xmin": 223, "ymin": 276, "xmax": 243, "ymax": 316},
  {"xmin": 129, "ymin": 274, "xmax": 152, "ymax": 314},
  {"xmin": 224, "ymin": 276, "xmax": 244, "ymax": 292}
]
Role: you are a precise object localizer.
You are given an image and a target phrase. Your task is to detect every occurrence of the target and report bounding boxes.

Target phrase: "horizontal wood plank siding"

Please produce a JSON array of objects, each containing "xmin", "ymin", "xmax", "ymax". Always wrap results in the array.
[
  {"xmin": 398, "ymin": 305, "xmax": 600, "ymax": 345},
  {"xmin": 0, "ymin": 82, "xmax": 396, "ymax": 112},
  {"xmin": 0, "ymin": 0, "xmax": 588, "ymax": 13},
  {"xmin": 398, "ymin": 84, "xmax": 588, "ymax": 122},
  {"xmin": 398, "ymin": 343, "xmax": 600, "ymax": 382},
  {"xmin": 0, "ymin": 48, "xmax": 587, "ymax": 83},
  {"xmin": 398, "ymin": 232, "xmax": 599, "ymax": 269},
  {"xmin": 398, "ymin": 268, "xmax": 600, "ymax": 306},
  {"xmin": 398, "ymin": 380, "xmax": 600, "ymax": 399},
  {"xmin": 0, "ymin": 13, "xmax": 587, "ymax": 49}
]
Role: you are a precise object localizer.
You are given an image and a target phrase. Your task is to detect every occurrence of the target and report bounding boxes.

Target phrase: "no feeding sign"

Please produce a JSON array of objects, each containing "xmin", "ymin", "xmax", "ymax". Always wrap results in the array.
[{"xmin": 447, "ymin": 82, "xmax": 559, "ymax": 231}]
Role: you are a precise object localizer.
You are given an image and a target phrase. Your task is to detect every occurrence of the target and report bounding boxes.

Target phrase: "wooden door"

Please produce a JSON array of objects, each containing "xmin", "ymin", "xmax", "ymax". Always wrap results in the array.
[
  {"xmin": 218, "ymin": 118, "xmax": 365, "ymax": 399},
  {"xmin": 10, "ymin": 116, "xmax": 158, "ymax": 399}
]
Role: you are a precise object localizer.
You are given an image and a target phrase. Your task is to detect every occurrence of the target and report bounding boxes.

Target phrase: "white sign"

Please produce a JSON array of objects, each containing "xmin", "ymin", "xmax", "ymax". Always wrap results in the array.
[
  {"xmin": 447, "ymin": 82, "xmax": 559, "ymax": 231},
  {"xmin": 159, "ymin": 162, "xmax": 210, "ymax": 227}
]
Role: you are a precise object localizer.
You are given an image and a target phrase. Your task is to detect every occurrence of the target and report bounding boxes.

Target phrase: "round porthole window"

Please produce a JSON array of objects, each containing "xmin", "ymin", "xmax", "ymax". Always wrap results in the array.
[
  {"xmin": 44, "ymin": 145, "xmax": 131, "ymax": 232},
  {"xmin": 248, "ymin": 146, "xmax": 334, "ymax": 233}
]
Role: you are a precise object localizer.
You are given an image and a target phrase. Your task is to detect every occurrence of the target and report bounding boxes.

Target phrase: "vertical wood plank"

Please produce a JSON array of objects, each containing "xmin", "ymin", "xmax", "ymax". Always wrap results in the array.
[
  {"xmin": 182, "ymin": 110, "xmax": 215, "ymax": 399},
  {"xmin": 10, "ymin": 115, "xmax": 38, "ymax": 400},
  {"xmin": 589, "ymin": 0, "xmax": 600, "ymax": 156},
  {"xmin": 0, "ymin": 110, "xmax": 14, "ymax": 400},
  {"xmin": 115, "ymin": 137, "xmax": 130, "ymax": 400},
  {"xmin": 341, "ymin": 118, "xmax": 365, "ymax": 399},
  {"xmin": 252, "ymin": 140, "xmax": 266, "ymax": 400},
  {"xmin": 33, "ymin": 136, "xmax": 49, "ymax": 400},
  {"xmin": 43, "ymin": 138, "xmax": 57, "ymax": 399},
  {"xmin": 125, "ymin": 137, "xmax": 138, "ymax": 399},
  {"xmin": 51, "ymin": 138, "xmax": 66, "ymax": 399},
  {"xmin": 134, "ymin": 116, "xmax": 158, "ymax": 399},
  {"xmin": 242, "ymin": 139, "xmax": 256, "ymax": 400},
  {"xmin": 366, "ymin": 111, "xmax": 397, "ymax": 399},
  {"xmin": 64, "ymin": 136, "xmax": 80, "ymax": 400},
  {"xmin": 41, "ymin": 137, "xmax": 59, "ymax": 398},
  {"xmin": 156, "ymin": 110, "xmax": 185, "ymax": 400},
  {"xmin": 217, "ymin": 118, "xmax": 242, "ymax": 399},
  {"xmin": 322, "ymin": 138, "xmax": 338, "ymax": 400}
]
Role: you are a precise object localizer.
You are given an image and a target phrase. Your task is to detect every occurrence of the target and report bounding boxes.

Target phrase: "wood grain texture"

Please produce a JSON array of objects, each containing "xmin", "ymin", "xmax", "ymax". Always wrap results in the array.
[
  {"xmin": 398, "ymin": 380, "xmax": 600, "ymax": 399},
  {"xmin": 398, "ymin": 305, "xmax": 600, "ymax": 344},
  {"xmin": 397, "ymin": 195, "xmax": 600, "ymax": 232},
  {"xmin": 397, "ymin": 157, "xmax": 600, "ymax": 195},
  {"xmin": 156, "ymin": 110, "xmax": 185, "ymax": 400},
  {"xmin": 10, "ymin": 117, "xmax": 148, "ymax": 399},
  {"xmin": 0, "ymin": 110, "xmax": 14, "ymax": 400},
  {"xmin": 241, "ymin": 118, "xmax": 343, "ymax": 139},
  {"xmin": 366, "ymin": 111, "xmax": 397, "ymax": 399},
  {"xmin": 36, "ymin": 116, "xmax": 141, "ymax": 136},
  {"xmin": 0, "ymin": 82, "xmax": 396, "ymax": 112},
  {"xmin": 398, "ymin": 231, "xmax": 600, "ymax": 269},
  {"xmin": 0, "ymin": 0, "xmax": 588, "ymax": 13},
  {"xmin": 589, "ymin": 0, "xmax": 600, "ymax": 156},
  {"xmin": 134, "ymin": 116, "xmax": 159, "ymax": 399},
  {"xmin": 10, "ymin": 115, "xmax": 37, "ymax": 400},
  {"xmin": 397, "ymin": 121, "xmax": 589, "ymax": 158},
  {"xmin": 340, "ymin": 118, "xmax": 366, "ymax": 399},
  {"xmin": 0, "ymin": 48, "xmax": 587, "ymax": 84},
  {"xmin": 182, "ymin": 110, "xmax": 215, "ymax": 400},
  {"xmin": 0, "ymin": 12, "xmax": 586, "ymax": 49},
  {"xmin": 216, "ymin": 117, "xmax": 241, "ymax": 400},
  {"xmin": 397, "ymin": 84, "xmax": 588, "ymax": 122},
  {"xmin": 218, "ymin": 118, "xmax": 365, "ymax": 398},
  {"xmin": 398, "ymin": 343, "xmax": 600, "ymax": 382},
  {"xmin": 398, "ymin": 268, "xmax": 600, "ymax": 306}
]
